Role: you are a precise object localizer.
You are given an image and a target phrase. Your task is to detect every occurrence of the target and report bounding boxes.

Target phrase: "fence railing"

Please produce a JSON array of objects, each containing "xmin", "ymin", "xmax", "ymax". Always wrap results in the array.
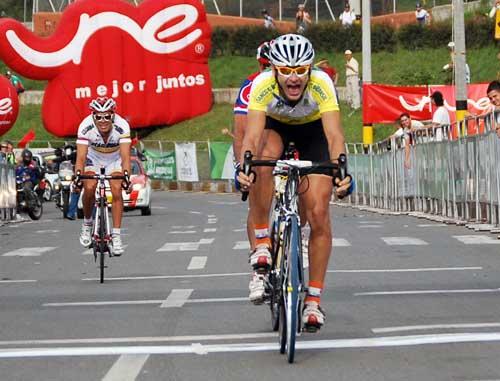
[
  {"xmin": 0, "ymin": 163, "xmax": 16, "ymax": 222},
  {"xmin": 346, "ymin": 111, "xmax": 500, "ymax": 226}
]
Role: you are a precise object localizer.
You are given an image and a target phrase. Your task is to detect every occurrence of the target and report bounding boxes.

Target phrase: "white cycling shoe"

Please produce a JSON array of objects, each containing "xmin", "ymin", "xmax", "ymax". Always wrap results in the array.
[
  {"xmin": 302, "ymin": 301, "xmax": 325, "ymax": 332},
  {"xmin": 111, "ymin": 234, "xmax": 124, "ymax": 256},
  {"xmin": 79, "ymin": 224, "xmax": 92, "ymax": 248},
  {"xmin": 249, "ymin": 245, "xmax": 272, "ymax": 272},
  {"xmin": 249, "ymin": 272, "xmax": 267, "ymax": 305}
]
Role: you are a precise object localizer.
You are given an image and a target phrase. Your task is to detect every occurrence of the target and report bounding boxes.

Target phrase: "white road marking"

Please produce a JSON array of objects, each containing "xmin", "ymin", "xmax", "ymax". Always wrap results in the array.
[
  {"xmin": 233, "ymin": 228, "xmax": 245, "ymax": 232},
  {"xmin": 359, "ymin": 221, "xmax": 383, "ymax": 224},
  {"xmin": 35, "ymin": 230, "xmax": 60, "ymax": 234},
  {"xmin": 417, "ymin": 224, "xmax": 447, "ymax": 227},
  {"xmin": 207, "ymin": 215, "xmax": 216, "ymax": 218},
  {"xmin": 187, "ymin": 297, "xmax": 247, "ymax": 304},
  {"xmin": 358, "ymin": 225, "xmax": 382, "ymax": 228},
  {"xmin": 102, "ymin": 354, "xmax": 149, "ymax": 381},
  {"xmin": 187, "ymin": 256, "xmax": 207, "ymax": 270},
  {"xmin": 355, "ymin": 288, "xmax": 500, "ymax": 296},
  {"xmin": 82, "ymin": 272, "xmax": 250, "ymax": 281},
  {"xmin": 0, "ymin": 279, "xmax": 37, "ymax": 284},
  {"xmin": 372, "ymin": 322, "xmax": 500, "ymax": 334},
  {"xmin": 5, "ymin": 332, "xmax": 500, "ymax": 358},
  {"xmin": 169, "ymin": 231, "xmax": 197, "ymax": 234},
  {"xmin": 157, "ymin": 238, "xmax": 213, "ymax": 252},
  {"xmin": 2, "ymin": 247, "xmax": 57, "ymax": 257},
  {"xmin": 208, "ymin": 201, "xmax": 238, "ymax": 205},
  {"xmin": 151, "ymin": 206, "xmax": 166, "ymax": 210},
  {"xmin": 328, "ymin": 266, "xmax": 482, "ymax": 273},
  {"xmin": 333, "ymin": 238, "xmax": 351, "ymax": 247},
  {"xmin": 0, "ymin": 332, "xmax": 277, "ymax": 346},
  {"xmin": 233, "ymin": 241, "xmax": 250, "ymax": 250},
  {"xmin": 381, "ymin": 237, "xmax": 428, "ymax": 245},
  {"xmin": 189, "ymin": 211, "xmax": 202, "ymax": 214},
  {"xmin": 160, "ymin": 289, "xmax": 193, "ymax": 308},
  {"xmin": 171, "ymin": 225, "xmax": 196, "ymax": 229},
  {"xmin": 44, "ymin": 300, "xmax": 163, "ymax": 307},
  {"xmin": 203, "ymin": 228, "xmax": 217, "ymax": 233},
  {"xmin": 453, "ymin": 235, "xmax": 500, "ymax": 245},
  {"xmin": 207, "ymin": 218, "xmax": 217, "ymax": 224}
]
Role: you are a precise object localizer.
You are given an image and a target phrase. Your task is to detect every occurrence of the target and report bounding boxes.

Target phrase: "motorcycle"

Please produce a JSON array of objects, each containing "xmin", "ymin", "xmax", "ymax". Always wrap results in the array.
[
  {"xmin": 53, "ymin": 160, "xmax": 74, "ymax": 218},
  {"xmin": 16, "ymin": 173, "xmax": 43, "ymax": 220}
]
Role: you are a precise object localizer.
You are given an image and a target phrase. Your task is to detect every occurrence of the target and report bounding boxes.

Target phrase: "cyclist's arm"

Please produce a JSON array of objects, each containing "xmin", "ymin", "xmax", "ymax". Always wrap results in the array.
[
  {"xmin": 240, "ymin": 109, "xmax": 266, "ymax": 164},
  {"xmin": 120, "ymin": 142, "xmax": 131, "ymax": 175},
  {"xmin": 233, "ymin": 113, "xmax": 246, "ymax": 161},
  {"xmin": 75, "ymin": 143, "xmax": 88, "ymax": 175},
  {"xmin": 321, "ymin": 110, "xmax": 345, "ymax": 160}
]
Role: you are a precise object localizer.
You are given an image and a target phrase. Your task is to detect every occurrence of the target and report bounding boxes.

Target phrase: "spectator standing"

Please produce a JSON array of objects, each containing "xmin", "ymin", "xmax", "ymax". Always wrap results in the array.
[
  {"xmin": 489, "ymin": 0, "xmax": 500, "ymax": 18},
  {"xmin": 344, "ymin": 49, "xmax": 360, "ymax": 110},
  {"xmin": 5, "ymin": 71, "xmax": 24, "ymax": 94},
  {"xmin": 315, "ymin": 58, "xmax": 338, "ymax": 85},
  {"xmin": 442, "ymin": 42, "xmax": 471, "ymax": 84},
  {"xmin": 339, "ymin": 3, "xmax": 356, "ymax": 27},
  {"xmin": 415, "ymin": 3, "xmax": 431, "ymax": 26},
  {"xmin": 0, "ymin": 141, "xmax": 7, "ymax": 162},
  {"xmin": 430, "ymin": 91, "xmax": 450, "ymax": 141},
  {"xmin": 261, "ymin": 9, "xmax": 276, "ymax": 29},
  {"xmin": 5, "ymin": 140, "xmax": 15, "ymax": 165},
  {"xmin": 486, "ymin": 80, "xmax": 500, "ymax": 137},
  {"xmin": 296, "ymin": 4, "xmax": 312, "ymax": 34}
]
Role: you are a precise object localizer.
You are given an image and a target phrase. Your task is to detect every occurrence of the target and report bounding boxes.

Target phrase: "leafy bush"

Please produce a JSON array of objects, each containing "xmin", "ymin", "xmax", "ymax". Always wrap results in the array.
[{"xmin": 372, "ymin": 23, "xmax": 397, "ymax": 52}]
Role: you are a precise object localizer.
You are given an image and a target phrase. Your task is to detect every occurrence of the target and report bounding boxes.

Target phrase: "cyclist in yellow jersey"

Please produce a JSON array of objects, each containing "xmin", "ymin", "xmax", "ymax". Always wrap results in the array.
[{"xmin": 237, "ymin": 34, "xmax": 353, "ymax": 331}]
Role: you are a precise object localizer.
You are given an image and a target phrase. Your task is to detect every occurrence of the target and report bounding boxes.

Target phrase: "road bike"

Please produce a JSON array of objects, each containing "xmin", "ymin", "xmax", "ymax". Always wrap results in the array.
[
  {"xmin": 76, "ymin": 167, "xmax": 129, "ymax": 284},
  {"xmin": 241, "ymin": 146, "xmax": 346, "ymax": 363}
]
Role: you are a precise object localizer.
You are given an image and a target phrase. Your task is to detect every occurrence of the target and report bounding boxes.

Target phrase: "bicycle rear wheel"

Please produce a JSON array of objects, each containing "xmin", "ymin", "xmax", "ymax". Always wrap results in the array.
[
  {"xmin": 285, "ymin": 215, "xmax": 301, "ymax": 363},
  {"xmin": 269, "ymin": 216, "xmax": 284, "ymax": 332}
]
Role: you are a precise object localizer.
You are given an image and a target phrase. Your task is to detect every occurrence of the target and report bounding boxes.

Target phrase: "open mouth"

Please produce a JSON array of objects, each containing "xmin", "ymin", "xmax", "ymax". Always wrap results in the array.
[{"xmin": 287, "ymin": 83, "xmax": 302, "ymax": 97}]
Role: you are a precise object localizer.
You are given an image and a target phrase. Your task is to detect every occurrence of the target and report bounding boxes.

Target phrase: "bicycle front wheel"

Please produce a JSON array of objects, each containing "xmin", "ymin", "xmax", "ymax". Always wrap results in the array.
[
  {"xmin": 285, "ymin": 215, "xmax": 301, "ymax": 363},
  {"xmin": 98, "ymin": 199, "xmax": 106, "ymax": 284},
  {"xmin": 270, "ymin": 216, "xmax": 285, "ymax": 332}
]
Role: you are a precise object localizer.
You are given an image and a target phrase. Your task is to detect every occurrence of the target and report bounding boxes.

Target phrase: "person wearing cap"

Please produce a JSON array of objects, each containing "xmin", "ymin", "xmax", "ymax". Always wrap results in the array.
[
  {"xmin": 415, "ymin": 3, "xmax": 430, "ymax": 26},
  {"xmin": 261, "ymin": 9, "xmax": 275, "ymax": 29},
  {"xmin": 315, "ymin": 58, "xmax": 338, "ymax": 85},
  {"xmin": 339, "ymin": 3, "xmax": 355, "ymax": 27},
  {"xmin": 5, "ymin": 70, "xmax": 24, "ymax": 94},
  {"xmin": 296, "ymin": 4, "xmax": 312, "ymax": 34},
  {"xmin": 344, "ymin": 49, "xmax": 360, "ymax": 110},
  {"xmin": 442, "ymin": 41, "xmax": 471, "ymax": 84}
]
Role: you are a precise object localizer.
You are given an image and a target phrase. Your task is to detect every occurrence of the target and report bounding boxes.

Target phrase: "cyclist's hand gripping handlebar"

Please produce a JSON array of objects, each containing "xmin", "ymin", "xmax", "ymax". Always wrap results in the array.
[
  {"xmin": 122, "ymin": 170, "xmax": 131, "ymax": 192},
  {"xmin": 241, "ymin": 151, "xmax": 253, "ymax": 202},
  {"xmin": 334, "ymin": 153, "xmax": 354, "ymax": 199}
]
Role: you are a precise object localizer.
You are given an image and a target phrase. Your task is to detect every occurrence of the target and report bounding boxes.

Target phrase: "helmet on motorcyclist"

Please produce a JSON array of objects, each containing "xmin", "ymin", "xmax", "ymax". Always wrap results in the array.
[{"xmin": 21, "ymin": 149, "xmax": 33, "ymax": 166}]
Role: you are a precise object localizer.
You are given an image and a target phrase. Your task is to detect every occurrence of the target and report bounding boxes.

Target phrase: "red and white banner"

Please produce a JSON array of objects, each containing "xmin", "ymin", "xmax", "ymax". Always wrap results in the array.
[
  {"xmin": 362, "ymin": 83, "xmax": 490, "ymax": 124},
  {"xmin": 0, "ymin": 75, "xmax": 19, "ymax": 136},
  {"xmin": 0, "ymin": 0, "xmax": 212, "ymax": 137}
]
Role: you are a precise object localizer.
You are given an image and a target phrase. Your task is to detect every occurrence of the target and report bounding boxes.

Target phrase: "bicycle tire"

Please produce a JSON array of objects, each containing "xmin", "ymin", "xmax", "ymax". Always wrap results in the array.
[
  {"xmin": 278, "ymin": 219, "xmax": 290, "ymax": 355},
  {"xmin": 286, "ymin": 215, "xmax": 301, "ymax": 363},
  {"xmin": 62, "ymin": 189, "xmax": 69, "ymax": 218},
  {"xmin": 269, "ymin": 216, "xmax": 283, "ymax": 332},
  {"xmin": 99, "ymin": 197, "xmax": 106, "ymax": 284}
]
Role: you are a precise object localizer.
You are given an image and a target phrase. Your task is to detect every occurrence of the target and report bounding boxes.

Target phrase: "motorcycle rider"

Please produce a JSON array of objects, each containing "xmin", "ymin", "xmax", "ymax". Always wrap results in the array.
[{"xmin": 15, "ymin": 149, "xmax": 41, "ymax": 191}]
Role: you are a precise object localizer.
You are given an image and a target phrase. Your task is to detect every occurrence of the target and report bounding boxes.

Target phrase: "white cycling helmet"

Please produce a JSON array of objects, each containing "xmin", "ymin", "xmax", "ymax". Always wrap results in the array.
[
  {"xmin": 89, "ymin": 97, "xmax": 116, "ymax": 113},
  {"xmin": 269, "ymin": 34, "xmax": 315, "ymax": 67}
]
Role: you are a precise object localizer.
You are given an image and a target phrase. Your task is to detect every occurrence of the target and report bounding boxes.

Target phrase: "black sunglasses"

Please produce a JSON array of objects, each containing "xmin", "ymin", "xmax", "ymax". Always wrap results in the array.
[{"xmin": 94, "ymin": 114, "xmax": 113, "ymax": 122}]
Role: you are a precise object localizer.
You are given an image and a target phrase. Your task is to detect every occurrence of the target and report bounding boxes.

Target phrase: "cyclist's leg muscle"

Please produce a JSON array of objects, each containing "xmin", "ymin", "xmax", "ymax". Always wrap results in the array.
[
  {"xmin": 299, "ymin": 175, "xmax": 333, "ymax": 284},
  {"xmin": 82, "ymin": 172, "xmax": 97, "ymax": 220}
]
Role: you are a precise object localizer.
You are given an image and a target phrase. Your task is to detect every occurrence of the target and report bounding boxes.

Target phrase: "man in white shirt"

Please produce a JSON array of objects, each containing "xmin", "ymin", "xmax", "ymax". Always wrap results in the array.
[
  {"xmin": 430, "ymin": 91, "xmax": 450, "ymax": 142},
  {"xmin": 261, "ymin": 9, "xmax": 276, "ymax": 29},
  {"xmin": 486, "ymin": 80, "xmax": 500, "ymax": 137},
  {"xmin": 489, "ymin": 0, "xmax": 500, "ymax": 18},
  {"xmin": 415, "ymin": 3, "xmax": 431, "ymax": 26},
  {"xmin": 339, "ymin": 3, "xmax": 356, "ymax": 27},
  {"xmin": 344, "ymin": 49, "xmax": 360, "ymax": 110}
]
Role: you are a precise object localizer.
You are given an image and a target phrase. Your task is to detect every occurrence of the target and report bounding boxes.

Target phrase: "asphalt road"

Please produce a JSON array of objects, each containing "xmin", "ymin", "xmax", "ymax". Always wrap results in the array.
[{"xmin": 2, "ymin": 191, "xmax": 500, "ymax": 380}]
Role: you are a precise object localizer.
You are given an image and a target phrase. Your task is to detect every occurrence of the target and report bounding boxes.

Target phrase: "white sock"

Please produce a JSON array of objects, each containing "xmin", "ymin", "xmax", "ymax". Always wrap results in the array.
[
  {"xmin": 112, "ymin": 228, "xmax": 121, "ymax": 236},
  {"xmin": 83, "ymin": 218, "xmax": 93, "ymax": 226}
]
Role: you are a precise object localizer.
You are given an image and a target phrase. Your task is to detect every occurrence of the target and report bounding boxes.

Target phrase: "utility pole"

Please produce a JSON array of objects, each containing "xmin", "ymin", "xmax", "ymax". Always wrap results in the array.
[
  {"xmin": 362, "ymin": 0, "xmax": 373, "ymax": 149},
  {"xmin": 453, "ymin": 0, "xmax": 468, "ymax": 135}
]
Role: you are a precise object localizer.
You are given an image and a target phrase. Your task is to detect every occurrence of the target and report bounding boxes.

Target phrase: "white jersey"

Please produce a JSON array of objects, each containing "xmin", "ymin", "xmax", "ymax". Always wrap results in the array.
[{"xmin": 76, "ymin": 113, "xmax": 131, "ymax": 166}]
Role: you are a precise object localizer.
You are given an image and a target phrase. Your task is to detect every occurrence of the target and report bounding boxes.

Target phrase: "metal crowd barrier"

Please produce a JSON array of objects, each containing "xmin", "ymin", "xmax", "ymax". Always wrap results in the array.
[
  {"xmin": 0, "ymin": 163, "xmax": 16, "ymax": 221},
  {"xmin": 346, "ymin": 111, "xmax": 500, "ymax": 225}
]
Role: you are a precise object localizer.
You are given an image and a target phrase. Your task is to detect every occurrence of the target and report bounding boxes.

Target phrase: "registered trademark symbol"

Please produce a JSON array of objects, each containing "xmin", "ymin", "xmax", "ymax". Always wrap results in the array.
[{"xmin": 195, "ymin": 43, "xmax": 205, "ymax": 54}]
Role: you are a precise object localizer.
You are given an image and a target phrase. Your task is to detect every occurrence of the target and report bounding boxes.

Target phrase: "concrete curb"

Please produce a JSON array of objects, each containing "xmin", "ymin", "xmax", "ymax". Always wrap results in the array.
[{"xmin": 151, "ymin": 180, "xmax": 237, "ymax": 194}]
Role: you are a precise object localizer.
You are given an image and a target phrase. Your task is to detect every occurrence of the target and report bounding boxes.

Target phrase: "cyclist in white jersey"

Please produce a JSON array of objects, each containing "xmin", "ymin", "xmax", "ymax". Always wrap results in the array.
[{"xmin": 75, "ymin": 97, "xmax": 131, "ymax": 255}]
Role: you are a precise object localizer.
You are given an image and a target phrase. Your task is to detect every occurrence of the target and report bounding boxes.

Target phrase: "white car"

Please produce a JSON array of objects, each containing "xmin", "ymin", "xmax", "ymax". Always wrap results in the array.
[{"xmin": 77, "ymin": 156, "xmax": 152, "ymax": 217}]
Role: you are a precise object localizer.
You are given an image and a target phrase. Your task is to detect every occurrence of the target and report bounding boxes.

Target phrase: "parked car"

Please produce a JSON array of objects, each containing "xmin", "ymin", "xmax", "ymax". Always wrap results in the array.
[{"xmin": 77, "ymin": 156, "xmax": 152, "ymax": 217}]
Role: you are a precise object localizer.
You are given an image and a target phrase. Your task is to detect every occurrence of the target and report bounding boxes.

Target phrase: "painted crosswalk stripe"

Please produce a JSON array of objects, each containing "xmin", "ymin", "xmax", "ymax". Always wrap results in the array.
[
  {"xmin": 0, "ymin": 279, "xmax": 37, "ymax": 284},
  {"xmin": 169, "ymin": 231, "xmax": 197, "ymax": 234},
  {"xmin": 333, "ymin": 238, "xmax": 351, "ymax": 247},
  {"xmin": 160, "ymin": 289, "xmax": 193, "ymax": 308},
  {"xmin": 453, "ymin": 235, "xmax": 500, "ymax": 245},
  {"xmin": 171, "ymin": 225, "xmax": 195, "ymax": 229},
  {"xmin": 207, "ymin": 215, "xmax": 216, "ymax": 218},
  {"xmin": 102, "ymin": 354, "xmax": 149, "ymax": 381},
  {"xmin": 355, "ymin": 288, "xmax": 500, "ymax": 296},
  {"xmin": 35, "ymin": 230, "xmax": 60, "ymax": 234},
  {"xmin": 2, "ymin": 247, "xmax": 57, "ymax": 257},
  {"xmin": 188, "ymin": 256, "xmax": 207, "ymax": 270},
  {"xmin": 233, "ymin": 228, "xmax": 245, "ymax": 232},
  {"xmin": 381, "ymin": 237, "xmax": 428, "ymax": 246},
  {"xmin": 233, "ymin": 241, "xmax": 250, "ymax": 250},
  {"xmin": 157, "ymin": 239, "xmax": 214, "ymax": 252},
  {"xmin": 208, "ymin": 218, "xmax": 217, "ymax": 224},
  {"xmin": 203, "ymin": 228, "xmax": 217, "ymax": 233}
]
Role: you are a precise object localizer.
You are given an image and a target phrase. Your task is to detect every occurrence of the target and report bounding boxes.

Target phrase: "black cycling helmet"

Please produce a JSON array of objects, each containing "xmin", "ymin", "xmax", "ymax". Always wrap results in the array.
[{"xmin": 21, "ymin": 149, "xmax": 32, "ymax": 165}]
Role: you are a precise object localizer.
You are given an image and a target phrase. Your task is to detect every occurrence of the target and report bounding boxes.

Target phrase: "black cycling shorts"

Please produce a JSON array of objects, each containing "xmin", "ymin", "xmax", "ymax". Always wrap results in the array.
[{"xmin": 265, "ymin": 117, "xmax": 332, "ymax": 176}]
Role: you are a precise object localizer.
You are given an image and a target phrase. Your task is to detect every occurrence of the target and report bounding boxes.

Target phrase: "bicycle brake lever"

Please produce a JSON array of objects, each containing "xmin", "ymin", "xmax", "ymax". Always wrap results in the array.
[{"xmin": 241, "ymin": 151, "xmax": 252, "ymax": 202}]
